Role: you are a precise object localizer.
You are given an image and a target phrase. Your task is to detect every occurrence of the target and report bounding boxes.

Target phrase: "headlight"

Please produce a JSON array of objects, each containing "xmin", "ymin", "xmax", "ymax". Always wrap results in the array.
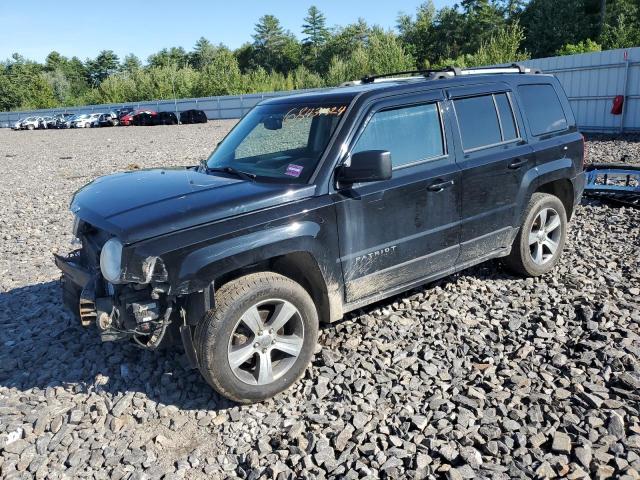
[{"xmin": 100, "ymin": 238, "xmax": 124, "ymax": 283}]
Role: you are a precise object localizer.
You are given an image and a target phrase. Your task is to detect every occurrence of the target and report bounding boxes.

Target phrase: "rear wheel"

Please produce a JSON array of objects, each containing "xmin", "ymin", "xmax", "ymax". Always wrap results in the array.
[
  {"xmin": 505, "ymin": 192, "xmax": 567, "ymax": 276},
  {"xmin": 194, "ymin": 272, "xmax": 318, "ymax": 404}
]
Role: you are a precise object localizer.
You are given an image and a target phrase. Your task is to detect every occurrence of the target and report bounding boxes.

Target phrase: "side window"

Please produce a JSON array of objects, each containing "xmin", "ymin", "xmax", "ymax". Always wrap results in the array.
[
  {"xmin": 453, "ymin": 95, "xmax": 502, "ymax": 150},
  {"xmin": 352, "ymin": 103, "xmax": 444, "ymax": 168},
  {"xmin": 518, "ymin": 84, "xmax": 568, "ymax": 136},
  {"xmin": 454, "ymin": 93, "xmax": 521, "ymax": 151}
]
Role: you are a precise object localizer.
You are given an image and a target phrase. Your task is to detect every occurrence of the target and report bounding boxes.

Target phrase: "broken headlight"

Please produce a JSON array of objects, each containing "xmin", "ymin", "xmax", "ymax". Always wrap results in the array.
[{"xmin": 100, "ymin": 238, "xmax": 124, "ymax": 284}]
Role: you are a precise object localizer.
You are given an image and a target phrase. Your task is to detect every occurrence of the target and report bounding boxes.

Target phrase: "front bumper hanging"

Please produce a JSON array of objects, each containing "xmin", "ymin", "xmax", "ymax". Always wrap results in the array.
[{"xmin": 584, "ymin": 162, "xmax": 640, "ymax": 208}]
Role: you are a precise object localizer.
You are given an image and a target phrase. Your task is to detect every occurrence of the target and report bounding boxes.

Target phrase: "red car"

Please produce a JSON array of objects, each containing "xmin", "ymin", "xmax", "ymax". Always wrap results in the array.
[{"xmin": 120, "ymin": 110, "xmax": 157, "ymax": 126}]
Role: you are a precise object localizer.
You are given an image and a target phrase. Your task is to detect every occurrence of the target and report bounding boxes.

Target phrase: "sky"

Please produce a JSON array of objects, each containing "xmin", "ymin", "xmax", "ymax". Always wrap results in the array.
[{"xmin": 0, "ymin": 0, "xmax": 456, "ymax": 63}]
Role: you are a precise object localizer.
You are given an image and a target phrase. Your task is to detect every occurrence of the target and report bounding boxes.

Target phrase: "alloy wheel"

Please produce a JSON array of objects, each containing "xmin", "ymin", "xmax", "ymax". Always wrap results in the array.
[
  {"xmin": 528, "ymin": 207, "xmax": 562, "ymax": 265},
  {"xmin": 227, "ymin": 299, "xmax": 304, "ymax": 386}
]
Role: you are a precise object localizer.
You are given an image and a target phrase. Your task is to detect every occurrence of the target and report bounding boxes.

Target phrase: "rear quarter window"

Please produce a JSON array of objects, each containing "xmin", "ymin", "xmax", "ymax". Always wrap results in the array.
[{"xmin": 518, "ymin": 84, "xmax": 568, "ymax": 136}]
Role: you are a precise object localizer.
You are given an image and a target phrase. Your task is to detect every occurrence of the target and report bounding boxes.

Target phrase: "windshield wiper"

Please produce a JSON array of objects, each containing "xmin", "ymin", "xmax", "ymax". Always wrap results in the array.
[{"xmin": 204, "ymin": 165, "xmax": 257, "ymax": 181}]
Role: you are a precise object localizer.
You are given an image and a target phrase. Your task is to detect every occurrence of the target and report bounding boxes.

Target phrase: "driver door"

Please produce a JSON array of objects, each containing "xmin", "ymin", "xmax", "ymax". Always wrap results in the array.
[{"xmin": 333, "ymin": 91, "xmax": 461, "ymax": 303}]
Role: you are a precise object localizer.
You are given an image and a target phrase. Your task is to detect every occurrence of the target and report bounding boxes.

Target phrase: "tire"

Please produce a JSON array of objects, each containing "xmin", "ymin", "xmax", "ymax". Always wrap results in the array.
[
  {"xmin": 505, "ymin": 192, "xmax": 567, "ymax": 277},
  {"xmin": 194, "ymin": 272, "xmax": 318, "ymax": 404},
  {"xmin": 27, "ymin": 124, "xmax": 34, "ymax": 130}
]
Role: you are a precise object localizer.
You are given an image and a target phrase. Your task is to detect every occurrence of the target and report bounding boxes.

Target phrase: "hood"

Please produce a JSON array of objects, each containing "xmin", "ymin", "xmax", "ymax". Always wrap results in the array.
[{"xmin": 71, "ymin": 167, "xmax": 316, "ymax": 244}]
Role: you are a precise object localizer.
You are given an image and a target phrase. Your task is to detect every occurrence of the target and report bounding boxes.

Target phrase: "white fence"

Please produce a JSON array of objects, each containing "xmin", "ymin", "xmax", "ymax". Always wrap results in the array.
[{"xmin": 1, "ymin": 48, "xmax": 639, "ymax": 133}]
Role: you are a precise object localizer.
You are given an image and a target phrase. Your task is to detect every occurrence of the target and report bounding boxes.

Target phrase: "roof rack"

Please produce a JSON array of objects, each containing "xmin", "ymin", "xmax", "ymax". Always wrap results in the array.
[{"xmin": 341, "ymin": 63, "xmax": 542, "ymax": 86}]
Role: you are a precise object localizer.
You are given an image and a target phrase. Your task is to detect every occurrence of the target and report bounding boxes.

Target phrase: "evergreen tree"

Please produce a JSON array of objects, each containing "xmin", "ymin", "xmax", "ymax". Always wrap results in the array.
[
  {"xmin": 147, "ymin": 47, "xmax": 189, "ymax": 68},
  {"xmin": 252, "ymin": 14, "xmax": 287, "ymax": 71},
  {"xmin": 397, "ymin": 1, "xmax": 436, "ymax": 67},
  {"xmin": 86, "ymin": 50, "xmax": 120, "ymax": 85},
  {"xmin": 301, "ymin": 6, "xmax": 329, "ymax": 70},
  {"xmin": 121, "ymin": 54, "xmax": 142, "ymax": 73},
  {"xmin": 190, "ymin": 37, "xmax": 218, "ymax": 70},
  {"xmin": 520, "ymin": 0, "xmax": 600, "ymax": 57}
]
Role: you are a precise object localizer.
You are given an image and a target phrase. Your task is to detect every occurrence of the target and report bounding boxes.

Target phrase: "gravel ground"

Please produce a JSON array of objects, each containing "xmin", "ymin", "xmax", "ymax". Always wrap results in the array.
[{"xmin": 0, "ymin": 124, "xmax": 639, "ymax": 480}]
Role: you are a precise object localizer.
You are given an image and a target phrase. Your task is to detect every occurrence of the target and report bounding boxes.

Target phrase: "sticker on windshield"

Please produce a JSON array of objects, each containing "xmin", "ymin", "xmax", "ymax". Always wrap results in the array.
[{"xmin": 285, "ymin": 164, "xmax": 304, "ymax": 177}]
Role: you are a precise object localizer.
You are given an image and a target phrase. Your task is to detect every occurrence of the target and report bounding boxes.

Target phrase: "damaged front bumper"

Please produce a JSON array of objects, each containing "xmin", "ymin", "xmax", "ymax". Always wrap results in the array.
[
  {"xmin": 584, "ymin": 163, "xmax": 640, "ymax": 208},
  {"xmin": 54, "ymin": 249, "xmax": 175, "ymax": 349}
]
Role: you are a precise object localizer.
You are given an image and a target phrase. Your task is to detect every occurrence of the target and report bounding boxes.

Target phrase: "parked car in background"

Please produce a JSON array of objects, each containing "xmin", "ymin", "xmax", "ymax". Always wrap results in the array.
[
  {"xmin": 11, "ymin": 118, "xmax": 25, "ymax": 130},
  {"xmin": 155, "ymin": 111, "xmax": 178, "ymax": 125},
  {"xmin": 94, "ymin": 112, "xmax": 119, "ymax": 127},
  {"xmin": 19, "ymin": 116, "xmax": 44, "ymax": 130},
  {"xmin": 57, "ymin": 113, "xmax": 75, "ymax": 128},
  {"xmin": 44, "ymin": 116, "xmax": 59, "ymax": 129},
  {"xmin": 180, "ymin": 109, "xmax": 208, "ymax": 124},
  {"xmin": 72, "ymin": 113, "xmax": 100, "ymax": 128},
  {"xmin": 130, "ymin": 110, "xmax": 158, "ymax": 126},
  {"xmin": 39, "ymin": 116, "xmax": 53, "ymax": 129},
  {"xmin": 115, "ymin": 107, "xmax": 134, "ymax": 120},
  {"xmin": 119, "ymin": 110, "xmax": 152, "ymax": 126}
]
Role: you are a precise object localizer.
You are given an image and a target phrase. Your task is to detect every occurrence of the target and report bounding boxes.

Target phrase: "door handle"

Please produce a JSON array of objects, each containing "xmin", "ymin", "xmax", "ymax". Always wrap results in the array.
[
  {"xmin": 508, "ymin": 158, "xmax": 527, "ymax": 169},
  {"xmin": 427, "ymin": 179, "xmax": 454, "ymax": 192}
]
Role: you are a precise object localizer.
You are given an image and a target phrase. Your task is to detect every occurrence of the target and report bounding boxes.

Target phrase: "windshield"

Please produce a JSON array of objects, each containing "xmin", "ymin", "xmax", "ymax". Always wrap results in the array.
[{"xmin": 206, "ymin": 102, "xmax": 348, "ymax": 183}]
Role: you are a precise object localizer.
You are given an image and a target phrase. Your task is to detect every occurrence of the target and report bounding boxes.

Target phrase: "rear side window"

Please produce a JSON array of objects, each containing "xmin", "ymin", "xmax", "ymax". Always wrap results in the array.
[
  {"xmin": 353, "ymin": 103, "xmax": 444, "ymax": 168},
  {"xmin": 453, "ymin": 93, "xmax": 520, "ymax": 151},
  {"xmin": 518, "ymin": 84, "xmax": 568, "ymax": 136}
]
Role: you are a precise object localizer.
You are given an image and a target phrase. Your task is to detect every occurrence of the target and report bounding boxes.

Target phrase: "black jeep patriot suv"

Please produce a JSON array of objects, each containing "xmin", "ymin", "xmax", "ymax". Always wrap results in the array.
[{"xmin": 56, "ymin": 65, "xmax": 586, "ymax": 403}]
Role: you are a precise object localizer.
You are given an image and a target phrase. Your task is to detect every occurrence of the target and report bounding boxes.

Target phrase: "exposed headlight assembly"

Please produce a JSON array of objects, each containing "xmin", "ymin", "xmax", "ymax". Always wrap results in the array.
[{"xmin": 100, "ymin": 238, "xmax": 124, "ymax": 284}]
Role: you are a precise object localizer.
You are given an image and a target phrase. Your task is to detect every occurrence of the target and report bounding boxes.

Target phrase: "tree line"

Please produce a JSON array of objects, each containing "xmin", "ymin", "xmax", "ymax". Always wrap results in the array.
[{"xmin": 1, "ymin": 0, "xmax": 638, "ymax": 111}]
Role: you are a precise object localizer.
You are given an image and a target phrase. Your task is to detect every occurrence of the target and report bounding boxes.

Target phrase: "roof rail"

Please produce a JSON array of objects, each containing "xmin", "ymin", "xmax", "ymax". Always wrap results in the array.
[{"xmin": 342, "ymin": 63, "xmax": 542, "ymax": 86}]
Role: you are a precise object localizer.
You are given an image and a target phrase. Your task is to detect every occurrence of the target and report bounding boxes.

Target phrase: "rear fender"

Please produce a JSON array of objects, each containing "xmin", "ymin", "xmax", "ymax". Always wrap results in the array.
[{"xmin": 515, "ymin": 157, "xmax": 574, "ymax": 226}]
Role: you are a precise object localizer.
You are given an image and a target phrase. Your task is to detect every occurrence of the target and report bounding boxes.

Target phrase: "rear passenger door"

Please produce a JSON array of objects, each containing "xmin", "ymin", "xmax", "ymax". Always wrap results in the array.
[
  {"xmin": 448, "ymin": 86, "xmax": 535, "ymax": 265},
  {"xmin": 333, "ymin": 91, "xmax": 461, "ymax": 303}
]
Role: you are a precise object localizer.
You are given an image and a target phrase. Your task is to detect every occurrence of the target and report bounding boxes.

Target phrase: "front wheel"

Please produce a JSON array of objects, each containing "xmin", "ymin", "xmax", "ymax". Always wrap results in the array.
[
  {"xmin": 505, "ymin": 192, "xmax": 567, "ymax": 277},
  {"xmin": 194, "ymin": 272, "xmax": 318, "ymax": 404}
]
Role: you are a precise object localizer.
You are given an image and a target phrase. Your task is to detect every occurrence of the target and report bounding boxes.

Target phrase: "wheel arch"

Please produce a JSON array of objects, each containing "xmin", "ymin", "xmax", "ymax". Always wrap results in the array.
[
  {"xmin": 535, "ymin": 178, "xmax": 575, "ymax": 220},
  {"xmin": 183, "ymin": 249, "xmax": 343, "ymax": 327}
]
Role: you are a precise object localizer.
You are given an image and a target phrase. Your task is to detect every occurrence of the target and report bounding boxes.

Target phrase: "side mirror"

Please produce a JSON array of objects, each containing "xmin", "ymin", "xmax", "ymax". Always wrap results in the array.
[{"xmin": 338, "ymin": 150, "xmax": 392, "ymax": 184}]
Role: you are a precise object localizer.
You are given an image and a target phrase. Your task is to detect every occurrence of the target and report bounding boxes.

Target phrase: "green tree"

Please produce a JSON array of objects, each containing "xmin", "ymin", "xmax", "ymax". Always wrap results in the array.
[
  {"xmin": 319, "ymin": 19, "xmax": 370, "ymax": 73},
  {"xmin": 252, "ymin": 14, "xmax": 287, "ymax": 71},
  {"xmin": 556, "ymin": 39, "xmax": 603, "ymax": 55},
  {"xmin": 520, "ymin": 0, "xmax": 600, "ymax": 57},
  {"xmin": 600, "ymin": 0, "xmax": 640, "ymax": 49},
  {"xmin": 86, "ymin": 50, "xmax": 120, "ymax": 85},
  {"xmin": 147, "ymin": 47, "xmax": 189, "ymax": 68},
  {"xmin": 301, "ymin": 6, "xmax": 329, "ymax": 70},
  {"xmin": 190, "ymin": 37, "xmax": 218, "ymax": 70},
  {"xmin": 121, "ymin": 54, "xmax": 142, "ymax": 73},
  {"xmin": 397, "ymin": 1, "xmax": 436, "ymax": 68},
  {"xmin": 194, "ymin": 49, "xmax": 244, "ymax": 96},
  {"xmin": 460, "ymin": 0, "xmax": 507, "ymax": 54},
  {"xmin": 430, "ymin": 7, "xmax": 468, "ymax": 62},
  {"xmin": 465, "ymin": 21, "xmax": 530, "ymax": 65}
]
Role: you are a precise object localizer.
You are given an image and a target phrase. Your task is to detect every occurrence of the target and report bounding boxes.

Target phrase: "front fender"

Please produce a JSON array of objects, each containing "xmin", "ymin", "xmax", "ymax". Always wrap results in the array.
[{"xmin": 173, "ymin": 221, "xmax": 322, "ymax": 294}]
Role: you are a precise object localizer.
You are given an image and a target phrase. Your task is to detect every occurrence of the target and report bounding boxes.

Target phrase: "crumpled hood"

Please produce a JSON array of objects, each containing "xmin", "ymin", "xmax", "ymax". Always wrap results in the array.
[{"xmin": 71, "ymin": 167, "xmax": 315, "ymax": 243}]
